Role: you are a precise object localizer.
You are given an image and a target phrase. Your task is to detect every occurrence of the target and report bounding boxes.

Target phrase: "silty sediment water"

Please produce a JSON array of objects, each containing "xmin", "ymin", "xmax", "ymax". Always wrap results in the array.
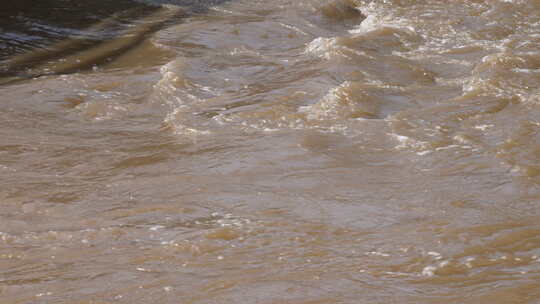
[{"xmin": 1, "ymin": 0, "xmax": 539, "ymax": 303}]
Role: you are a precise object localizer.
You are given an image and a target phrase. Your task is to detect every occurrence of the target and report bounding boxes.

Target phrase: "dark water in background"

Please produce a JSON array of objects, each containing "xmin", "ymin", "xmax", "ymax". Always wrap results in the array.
[{"xmin": 1, "ymin": 0, "xmax": 539, "ymax": 303}]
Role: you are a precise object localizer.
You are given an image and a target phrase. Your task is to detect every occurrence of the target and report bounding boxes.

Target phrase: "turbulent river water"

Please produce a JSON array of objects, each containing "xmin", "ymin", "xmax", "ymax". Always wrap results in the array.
[{"xmin": 1, "ymin": 0, "xmax": 540, "ymax": 303}]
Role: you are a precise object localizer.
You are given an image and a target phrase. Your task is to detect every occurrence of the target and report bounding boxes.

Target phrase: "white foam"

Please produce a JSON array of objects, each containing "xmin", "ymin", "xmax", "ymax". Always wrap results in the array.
[
  {"xmin": 350, "ymin": 13, "xmax": 415, "ymax": 35},
  {"xmin": 305, "ymin": 37, "xmax": 338, "ymax": 60},
  {"xmin": 422, "ymin": 265, "xmax": 437, "ymax": 277},
  {"xmin": 390, "ymin": 133, "xmax": 429, "ymax": 152},
  {"xmin": 366, "ymin": 251, "xmax": 390, "ymax": 257},
  {"xmin": 350, "ymin": 14, "xmax": 380, "ymax": 33},
  {"xmin": 474, "ymin": 124, "xmax": 493, "ymax": 131},
  {"xmin": 427, "ymin": 251, "xmax": 442, "ymax": 259}
]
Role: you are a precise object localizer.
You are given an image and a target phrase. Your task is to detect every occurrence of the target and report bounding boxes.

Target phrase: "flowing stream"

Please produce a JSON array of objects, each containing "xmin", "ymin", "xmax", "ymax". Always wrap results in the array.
[{"xmin": 1, "ymin": 0, "xmax": 540, "ymax": 303}]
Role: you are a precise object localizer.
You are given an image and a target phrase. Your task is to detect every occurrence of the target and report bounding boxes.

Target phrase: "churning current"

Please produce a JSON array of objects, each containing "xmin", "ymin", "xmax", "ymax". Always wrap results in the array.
[{"xmin": 1, "ymin": 0, "xmax": 539, "ymax": 303}]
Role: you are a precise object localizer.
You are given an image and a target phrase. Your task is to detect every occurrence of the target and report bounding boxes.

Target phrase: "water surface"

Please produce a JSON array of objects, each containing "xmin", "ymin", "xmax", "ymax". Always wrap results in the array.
[{"xmin": 1, "ymin": 0, "xmax": 539, "ymax": 303}]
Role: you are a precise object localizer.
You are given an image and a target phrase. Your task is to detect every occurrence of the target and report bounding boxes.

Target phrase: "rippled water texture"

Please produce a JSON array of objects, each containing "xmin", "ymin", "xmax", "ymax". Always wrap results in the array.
[{"xmin": 1, "ymin": 0, "xmax": 540, "ymax": 303}]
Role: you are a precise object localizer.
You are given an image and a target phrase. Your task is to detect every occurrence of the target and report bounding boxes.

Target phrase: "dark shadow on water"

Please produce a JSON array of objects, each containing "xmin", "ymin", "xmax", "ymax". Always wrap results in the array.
[{"xmin": 0, "ymin": 0, "xmax": 231, "ymax": 84}]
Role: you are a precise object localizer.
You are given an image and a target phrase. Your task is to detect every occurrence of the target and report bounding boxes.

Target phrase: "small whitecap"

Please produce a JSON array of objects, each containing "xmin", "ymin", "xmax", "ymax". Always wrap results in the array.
[
  {"xmin": 512, "ymin": 68, "xmax": 540, "ymax": 74},
  {"xmin": 366, "ymin": 251, "xmax": 390, "ymax": 257},
  {"xmin": 427, "ymin": 251, "xmax": 442, "ymax": 259},
  {"xmin": 149, "ymin": 225, "xmax": 165, "ymax": 231},
  {"xmin": 305, "ymin": 37, "xmax": 338, "ymax": 59},
  {"xmin": 350, "ymin": 14, "xmax": 379, "ymax": 33},
  {"xmin": 422, "ymin": 265, "xmax": 437, "ymax": 277}
]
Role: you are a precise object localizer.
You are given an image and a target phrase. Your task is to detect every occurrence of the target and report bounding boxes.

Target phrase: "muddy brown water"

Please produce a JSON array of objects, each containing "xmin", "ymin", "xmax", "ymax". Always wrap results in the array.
[{"xmin": 1, "ymin": 0, "xmax": 540, "ymax": 303}]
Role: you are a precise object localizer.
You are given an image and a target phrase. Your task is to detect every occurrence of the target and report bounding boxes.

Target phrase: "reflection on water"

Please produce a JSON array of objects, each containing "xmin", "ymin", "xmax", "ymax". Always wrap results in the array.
[
  {"xmin": 0, "ymin": 0, "xmax": 150, "ymax": 59},
  {"xmin": 1, "ymin": 0, "xmax": 540, "ymax": 303},
  {"xmin": 0, "ymin": 0, "xmax": 230, "ymax": 81}
]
